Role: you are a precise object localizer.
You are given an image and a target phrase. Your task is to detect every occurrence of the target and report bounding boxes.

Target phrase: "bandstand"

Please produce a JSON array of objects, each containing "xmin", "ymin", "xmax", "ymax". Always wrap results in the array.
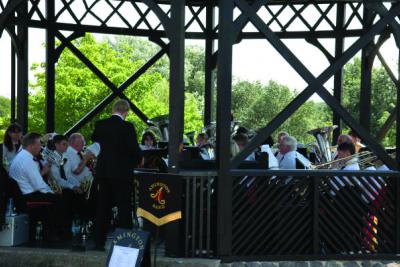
[{"xmin": 1, "ymin": 0, "xmax": 400, "ymax": 262}]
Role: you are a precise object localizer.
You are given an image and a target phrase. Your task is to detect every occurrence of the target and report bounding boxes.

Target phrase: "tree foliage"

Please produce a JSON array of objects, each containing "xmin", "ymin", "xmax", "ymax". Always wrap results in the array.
[
  {"xmin": 232, "ymin": 80, "xmax": 331, "ymax": 144},
  {"xmin": 342, "ymin": 58, "xmax": 397, "ymax": 146},
  {"xmin": 28, "ymin": 34, "xmax": 203, "ymax": 140},
  {"xmin": 0, "ymin": 96, "xmax": 10, "ymax": 138},
  {"xmin": 0, "ymin": 35, "xmax": 397, "ymax": 148}
]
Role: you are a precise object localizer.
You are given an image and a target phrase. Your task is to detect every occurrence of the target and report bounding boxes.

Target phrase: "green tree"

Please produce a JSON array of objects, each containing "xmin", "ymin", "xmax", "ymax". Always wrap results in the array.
[
  {"xmin": 29, "ymin": 34, "xmax": 203, "ymax": 140},
  {"xmin": 0, "ymin": 96, "xmax": 11, "ymax": 139},
  {"xmin": 342, "ymin": 58, "xmax": 397, "ymax": 146},
  {"xmin": 232, "ymin": 80, "xmax": 331, "ymax": 144}
]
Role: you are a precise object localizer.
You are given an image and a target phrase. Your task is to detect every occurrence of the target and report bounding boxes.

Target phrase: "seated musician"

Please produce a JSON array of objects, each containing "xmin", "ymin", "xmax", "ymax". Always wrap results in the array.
[
  {"xmin": 332, "ymin": 134, "xmax": 353, "ymax": 159},
  {"xmin": 233, "ymin": 133, "xmax": 255, "ymax": 161},
  {"xmin": 140, "ymin": 131, "xmax": 157, "ymax": 150},
  {"xmin": 275, "ymin": 131, "xmax": 289, "ymax": 160},
  {"xmin": 278, "ymin": 136, "xmax": 310, "ymax": 169},
  {"xmin": 196, "ymin": 133, "xmax": 215, "ymax": 160},
  {"xmin": 50, "ymin": 134, "xmax": 94, "ymax": 226},
  {"xmin": 329, "ymin": 142, "xmax": 360, "ymax": 195},
  {"xmin": 47, "ymin": 135, "xmax": 81, "ymax": 193},
  {"xmin": 64, "ymin": 133, "xmax": 94, "ymax": 184},
  {"xmin": 64, "ymin": 133, "xmax": 95, "ymax": 221},
  {"xmin": 349, "ymin": 129, "xmax": 365, "ymax": 153},
  {"xmin": 335, "ymin": 142, "xmax": 360, "ymax": 170},
  {"xmin": 9, "ymin": 133, "xmax": 67, "ymax": 240},
  {"xmin": 2, "ymin": 123, "xmax": 23, "ymax": 172},
  {"xmin": 9, "ymin": 133, "xmax": 53, "ymax": 197}
]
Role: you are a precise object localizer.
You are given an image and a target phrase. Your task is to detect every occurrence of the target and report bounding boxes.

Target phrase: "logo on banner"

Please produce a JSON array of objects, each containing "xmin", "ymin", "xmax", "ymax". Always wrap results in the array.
[
  {"xmin": 149, "ymin": 182, "xmax": 170, "ymax": 210},
  {"xmin": 137, "ymin": 172, "xmax": 182, "ymax": 226}
]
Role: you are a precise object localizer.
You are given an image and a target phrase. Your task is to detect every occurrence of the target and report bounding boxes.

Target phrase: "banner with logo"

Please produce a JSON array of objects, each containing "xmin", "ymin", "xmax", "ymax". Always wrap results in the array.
[{"xmin": 136, "ymin": 172, "xmax": 182, "ymax": 226}]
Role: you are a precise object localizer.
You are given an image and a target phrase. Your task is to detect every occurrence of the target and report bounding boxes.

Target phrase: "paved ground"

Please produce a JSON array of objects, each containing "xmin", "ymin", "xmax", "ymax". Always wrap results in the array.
[{"xmin": 0, "ymin": 246, "xmax": 399, "ymax": 267}]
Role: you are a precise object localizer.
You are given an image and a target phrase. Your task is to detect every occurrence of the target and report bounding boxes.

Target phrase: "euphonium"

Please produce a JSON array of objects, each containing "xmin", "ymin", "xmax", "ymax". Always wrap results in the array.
[
  {"xmin": 41, "ymin": 147, "xmax": 63, "ymax": 194},
  {"xmin": 47, "ymin": 176, "xmax": 63, "ymax": 194},
  {"xmin": 80, "ymin": 175, "xmax": 94, "ymax": 200}
]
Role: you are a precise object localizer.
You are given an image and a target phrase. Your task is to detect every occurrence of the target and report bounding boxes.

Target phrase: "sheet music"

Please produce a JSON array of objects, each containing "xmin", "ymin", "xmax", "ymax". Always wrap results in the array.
[
  {"xmin": 108, "ymin": 245, "xmax": 139, "ymax": 267},
  {"xmin": 86, "ymin": 142, "xmax": 100, "ymax": 157}
]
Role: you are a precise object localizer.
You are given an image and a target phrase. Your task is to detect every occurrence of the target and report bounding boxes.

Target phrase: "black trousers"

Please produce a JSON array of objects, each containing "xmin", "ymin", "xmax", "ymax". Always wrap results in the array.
[
  {"xmin": 62, "ymin": 189, "xmax": 90, "ymax": 221},
  {"xmin": 22, "ymin": 192, "xmax": 67, "ymax": 239},
  {"xmin": 94, "ymin": 179, "xmax": 133, "ymax": 247}
]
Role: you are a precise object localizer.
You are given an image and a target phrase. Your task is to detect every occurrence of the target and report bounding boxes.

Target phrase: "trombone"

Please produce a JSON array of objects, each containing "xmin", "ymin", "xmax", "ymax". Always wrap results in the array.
[
  {"xmin": 311, "ymin": 150, "xmax": 394, "ymax": 170},
  {"xmin": 311, "ymin": 151, "xmax": 373, "ymax": 170}
]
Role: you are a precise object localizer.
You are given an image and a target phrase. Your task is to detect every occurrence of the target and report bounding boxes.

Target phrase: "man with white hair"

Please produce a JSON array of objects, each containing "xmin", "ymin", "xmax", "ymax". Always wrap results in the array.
[
  {"xmin": 278, "ymin": 135, "xmax": 310, "ymax": 169},
  {"xmin": 64, "ymin": 133, "xmax": 94, "ymax": 187}
]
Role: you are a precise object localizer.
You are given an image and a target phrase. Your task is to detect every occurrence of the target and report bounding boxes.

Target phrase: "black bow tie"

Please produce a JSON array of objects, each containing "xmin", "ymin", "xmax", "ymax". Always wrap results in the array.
[
  {"xmin": 33, "ymin": 156, "xmax": 43, "ymax": 170},
  {"xmin": 60, "ymin": 159, "xmax": 67, "ymax": 180}
]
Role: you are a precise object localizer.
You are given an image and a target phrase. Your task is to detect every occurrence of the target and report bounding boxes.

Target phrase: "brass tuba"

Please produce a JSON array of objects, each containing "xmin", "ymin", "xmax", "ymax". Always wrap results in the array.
[
  {"xmin": 147, "ymin": 115, "xmax": 169, "ymax": 142},
  {"xmin": 307, "ymin": 125, "xmax": 337, "ymax": 164}
]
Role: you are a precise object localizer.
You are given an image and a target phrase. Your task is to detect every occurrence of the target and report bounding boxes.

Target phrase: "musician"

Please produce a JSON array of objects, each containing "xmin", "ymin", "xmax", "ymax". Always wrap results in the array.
[
  {"xmin": 9, "ymin": 133, "xmax": 53, "ymax": 196},
  {"xmin": 2, "ymin": 123, "xmax": 23, "ymax": 172},
  {"xmin": 9, "ymin": 133, "xmax": 67, "ymax": 240},
  {"xmin": 230, "ymin": 138, "xmax": 240, "ymax": 157},
  {"xmin": 64, "ymin": 133, "xmax": 94, "ymax": 185},
  {"xmin": 278, "ymin": 136, "xmax": 310, "ymax": 169},
  {"xmin": 275, "ymin": 131, "xmax": 289, "ymax": 160},
  {"xmin": 349, "ymin": 130, "xmax": 365, "ymax": 153},
  {"xmin": 233, "ymin": 134, "xmax": 255, "ymax": 161},
  {"xmin": 332, "ymin": 134, "xmax": 353, "ymax": 159},
  {"xmin": 91, "ymin": 99, "xmax": 142, "ymax": 251},
  {"xmin": 140, "ymin": 131, "xmax": 157, "ymax": 150},
  {"xmin": 329, "ymin": 142, "xmax": 360, "ymax": 196},
  {"xmin": 336, "ymin": 142, "xmax": 360, "ymax": 170},
  {"xmin": 196, "ymin": 133, "xmax": 215, "ymax": 160},
  {"xmin": 49, "ymin": 135, "xmax": 74, "ymax": 193},
  {"xmin": 337, "ymin": 134, "xmax": 352, "ymax": 146},
  {"xmin": 48, "ymin": 135, "xmax": 81, "ymax": 193}
]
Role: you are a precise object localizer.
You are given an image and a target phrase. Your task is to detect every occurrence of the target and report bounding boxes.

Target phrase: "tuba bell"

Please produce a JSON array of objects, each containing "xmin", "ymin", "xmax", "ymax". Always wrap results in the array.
[
  {"xmin": 147, "ymin": 115, "xmax": 169, "ymax": 142},
  {"xmin": 307, "ymin": 125, "xmax": 337, "ymax": 164}
]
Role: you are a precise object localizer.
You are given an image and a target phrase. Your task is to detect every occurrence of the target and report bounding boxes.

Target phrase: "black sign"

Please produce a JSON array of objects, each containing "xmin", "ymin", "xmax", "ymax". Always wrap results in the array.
[
  {"xmin": 136, "ymin": 172, "xmax": 182, "ymax": 226},
  {"xmin": 106, "ymin": 228, "xmax": 150, "ymax": 267}
]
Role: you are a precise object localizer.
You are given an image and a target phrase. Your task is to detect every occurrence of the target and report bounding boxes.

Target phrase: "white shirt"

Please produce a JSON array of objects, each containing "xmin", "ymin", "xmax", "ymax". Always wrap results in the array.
[
  {"xmin": 261, "ymin": 145, "xmax": 279, "ymax": 169},
  {"xmin": 112, "ymin": 113, "xmax": 124, "ymax": 120},
  {"xmin": 49, "ymin": 151, "xmax": 78, "ymax": 190},
  {"xmin": 64, "ymin": 146, "xmax": 92, "ymax": 185},
  {"xmin": 329, "ymin": 158, "xmax": 360, "ymax": 195},
  {"xmin": 245, "ymin": 152, "xmax": 256, "ymax": 161},
  {"xmin": 278, "ymin": 151, "xmax": 310, "ymax": 169},
  {"xmin": 9, "ymin": 149, "xmax": 53, "ymax": 195},
  {"xmin": 2, "ymin": 144, "xmax": 20, "ymax": 172}
]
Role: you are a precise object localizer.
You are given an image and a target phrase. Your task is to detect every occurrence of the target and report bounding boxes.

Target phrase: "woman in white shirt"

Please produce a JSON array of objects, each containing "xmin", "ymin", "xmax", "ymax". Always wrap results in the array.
[{"xmin": 2, "ymin": 123, "xmax": 22, "ymax": 172}]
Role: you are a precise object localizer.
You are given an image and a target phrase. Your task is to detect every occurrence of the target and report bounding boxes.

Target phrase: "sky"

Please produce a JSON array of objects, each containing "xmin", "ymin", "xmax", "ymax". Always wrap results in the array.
[{"xmin": 0, "ymin": 3, "xmax": 399, "ymax": 101}]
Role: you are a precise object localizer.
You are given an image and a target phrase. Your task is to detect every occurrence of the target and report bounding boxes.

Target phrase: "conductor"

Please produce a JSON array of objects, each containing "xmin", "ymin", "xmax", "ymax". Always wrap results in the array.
[{"xmin": 91, "ymin": 99, "xmax": 142, "ymax": 250}]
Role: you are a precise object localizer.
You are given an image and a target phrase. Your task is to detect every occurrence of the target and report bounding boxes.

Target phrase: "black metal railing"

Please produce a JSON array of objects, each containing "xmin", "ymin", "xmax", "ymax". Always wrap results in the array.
[
  {"xmin": 228, "ymin": 169, "xmax": 400, "ymax": 261},
  {"xmin": 181, "ymin": 171, "xmax": 217, "ymax": 258},
  {"xmin": 136, "ymin": 169, "xmax": 400, "ymax": 260}
]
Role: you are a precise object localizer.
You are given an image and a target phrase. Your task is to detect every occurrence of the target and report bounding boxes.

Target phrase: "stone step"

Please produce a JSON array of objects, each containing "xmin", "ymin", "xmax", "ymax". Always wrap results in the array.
[{"xmin": 0, "ymin": 247, "xmax": 398, "ymax": 267}]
